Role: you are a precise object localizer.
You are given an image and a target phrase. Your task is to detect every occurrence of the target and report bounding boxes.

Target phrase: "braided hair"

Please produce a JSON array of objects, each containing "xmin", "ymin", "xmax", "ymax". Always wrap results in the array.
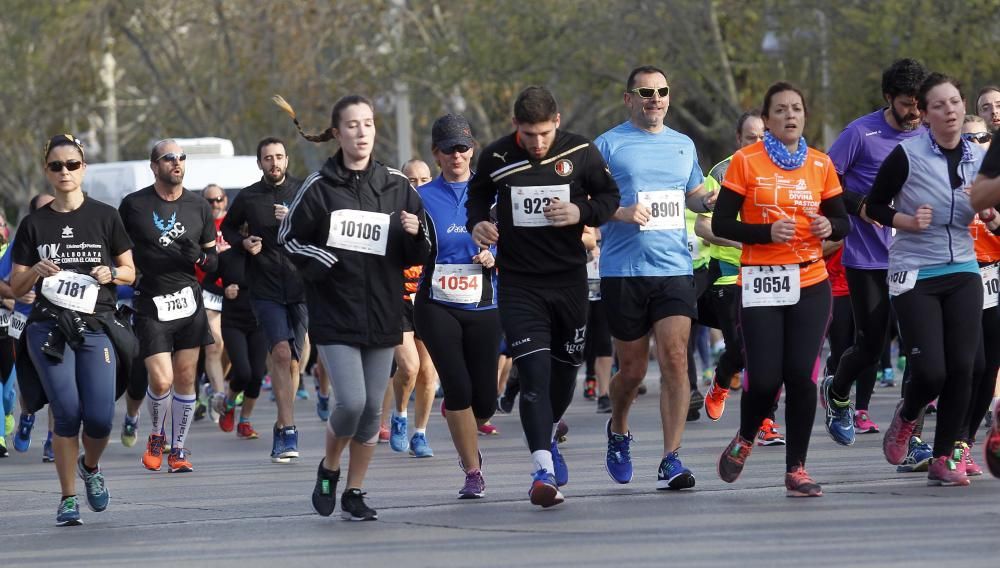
[{"xmin": 272, "ymin": 94, "xmax": 374, "ymax": 143}]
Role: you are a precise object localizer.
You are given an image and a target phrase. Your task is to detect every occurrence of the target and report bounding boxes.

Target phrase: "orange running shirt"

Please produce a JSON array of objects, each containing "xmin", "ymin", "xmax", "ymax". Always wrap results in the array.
[
  {"xmin": 722, "ymin": 141, "xmax": 843, "ymax": 287},
  {"xmin": 402, "ymin": 265, "xmax": 422, "ymax": 301},
  {"xmin": 971, "ymin": 216, "xmax": 1000, "ymax": 263}
]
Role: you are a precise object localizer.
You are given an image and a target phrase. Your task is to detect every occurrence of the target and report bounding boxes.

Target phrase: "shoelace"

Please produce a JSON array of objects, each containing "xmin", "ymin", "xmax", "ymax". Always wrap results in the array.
[
  {"xmin": 608, "ymin": 434, "xmax": 632, "ymax": 463},
  {"xmin": 59, "ymin": 497, "xmax": 78, "ymax": 514},
  {"xmin": 149, "ymin": 436, "xmax": 164, "ymax": 456},
  {"xmin": 729, "ymin": 439, "xmax": 752, "ymax": 463},
  {"xmin": 84, "ymin": 470, "xmax": 106, "ymax": 495},
  {"xmin": 463, "ymin": 470, "xmax": 484, "ymax": 492},
  {"xmin": 787, "ymin": 468, "xmax": 816, "ymax": 487}
]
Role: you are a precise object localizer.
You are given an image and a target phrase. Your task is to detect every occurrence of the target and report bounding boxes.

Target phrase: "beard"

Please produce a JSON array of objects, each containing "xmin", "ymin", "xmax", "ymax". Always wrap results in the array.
[
  {"xmin": 891, "ymin": 105, "xmax": 920, "ymax": 132},
  {"xmin": 264, "ymin": 167, "xmax": 285, "ymax": 185},
  {"xmin": 156, "ymin": 168, "xmax": 183, "ymax": 185}
]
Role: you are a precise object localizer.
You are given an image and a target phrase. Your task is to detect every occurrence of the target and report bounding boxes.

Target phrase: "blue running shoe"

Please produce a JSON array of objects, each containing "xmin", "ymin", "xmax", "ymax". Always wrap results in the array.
[
  {"xmin": 528, "ymin": 469, "xmax": 564, "ymax": 508},
  {"xmin": 56, "ymin": 496, "xmax": 82, "ymax": 527},
  {"xmin": 316, "ymin": 395, "xmax": 331, "ymax": 421},
  {"xmin": 389, "ymin": 414, "xmax": 409, "ymax": 452},
  {"xmin": 43, "ymin": 432, "xmax": 55, "ymax": 463},
  {"xmin": 271, "ymin": 425, "xmax": 299, "ymax": 463},
  {"xmin": 0, "ymin": 436, "xmax": 7, "ymax": 458},
  {"xmin": 13, "ymin": 413, "xmax": 34, "ymax": 452},
  {"xmin": 821, "ymin": 376, "xmax": 855, "ymax": 446},
  {"xmin": 409, "ymin": 432, "xmax": 434, "ymax": 458},
  {"xmin": 296, "ymin": 386, "xmax": 310, "ymax": 400},
  {"xmin": 550, "ymin": 439, "xmax": 568, "ymax": 487},
  {"xmin": 896, "ymin": 436, "xmax": 933, "ymax": 473},
  {"xmin": 657, "ymin": 451, "xmax": 695, "ymax": 490},
  {"xmin": 605, "ymin": 418, "xmax": 633, "ymax": 484},
  {"xmin": 76, "ymin": 456, "xmax": 110, "ymax": 512}
]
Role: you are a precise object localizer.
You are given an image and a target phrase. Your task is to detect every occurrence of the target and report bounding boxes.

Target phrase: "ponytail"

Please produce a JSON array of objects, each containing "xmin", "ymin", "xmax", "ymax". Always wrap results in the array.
[{"xmin": 272, "ymin": 95, "xmax": 335, "ymax": 143}]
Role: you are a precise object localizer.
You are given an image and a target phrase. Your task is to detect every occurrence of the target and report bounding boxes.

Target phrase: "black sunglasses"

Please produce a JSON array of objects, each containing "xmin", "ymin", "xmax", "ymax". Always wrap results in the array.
[
  {"xmin": 46, "ymin": 160, "xmax": 84, "ymax": 173},
  {"xmin": 629, "ymin": 86, "xmax": 670, "ymax": 99},
  {"xmin": 441, "ymin": 145, "xmax": 472, "ymax": 155},
  {"xmin": 205, "ymin": 196, "xmax": 226, "ymax": 203},
  {"xmin": 155, "ymin": 152, "xmax": 187, "ymax": 163},
  {"xmin": 963, "ymin": 132, "xmax": 992, "ymax": 144}
]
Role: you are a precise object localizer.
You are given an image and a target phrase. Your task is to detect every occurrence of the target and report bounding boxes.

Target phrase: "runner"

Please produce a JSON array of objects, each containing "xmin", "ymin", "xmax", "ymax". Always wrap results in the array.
[
  {"xmin": 713, "ymin": 82, "xmax": 849, "ymax": 497},
  {"xmin": 870, "ymin": 73, "xmax": 985, "ymax": 487},
  {"xmin": 582, "ymin": 226, "xmax": 613, "ymax": 413},
  {"xmin": 413, "ymin": 113, "xmax": 501, "ymax": 497},
  {"xmin": 119, "ymin": 139, "xmax": 218, "ymax": 473},
  {"xmin": 822, "ymin": 59, "xmax": 929, "ymax": 447},
  {"xmin": 195, "ymin": 184, "xmax": 229, "ymax": 421},
  {"xmin": 275, "ymin": 94, "xmax": 430, "ymax": 521},
  {"xmin": 467, "ymin": 86, "xmax": 620, "ymax": 507},
  {"xmin": 976, "ymin": 86, "xmax": 1000, "ymax": 133},
  {"xmin": 10, "ymin": 134, "xmax": 135, "ymax": 525},
  {"xmin": 220, "ymin": 136, "xmax": 306, "ymax": 463},
  {"xmin": 595, "ymin": 65, "xmax": 715, "ymax": 489}
]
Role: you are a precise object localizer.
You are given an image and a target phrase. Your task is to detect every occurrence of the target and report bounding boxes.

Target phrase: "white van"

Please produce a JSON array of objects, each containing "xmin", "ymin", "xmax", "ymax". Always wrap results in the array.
[{"xmin": 84, "ymin": 137, "xmax": 261, "ymax": 207}]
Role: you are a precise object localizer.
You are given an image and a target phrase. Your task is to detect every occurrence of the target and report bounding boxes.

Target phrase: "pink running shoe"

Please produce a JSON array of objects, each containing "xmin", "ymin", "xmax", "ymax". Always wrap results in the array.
[
  {"xmin": 927, "ymin": 448, "xmax": 970, "ymax": 487},
  {"xmin": 963, "ymin": 443, "xmax": 983, "ymax": 477},
  {"xmin": 478, "ymin": 422, "xmax": 499, "ymax": 436},
  {"xmin": 854, "ymin": 410, "xmax": 879, "ymax": 434},
  {"xmin": 883, "ymin": 400, "xmax": 917, "ymax": 465}
]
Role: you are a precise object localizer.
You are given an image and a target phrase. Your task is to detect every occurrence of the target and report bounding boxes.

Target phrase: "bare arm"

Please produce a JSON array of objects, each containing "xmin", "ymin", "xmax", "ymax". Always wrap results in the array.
[{"xmin": 694, "ymin": 214, "xmax": 741, "ymax": 248}]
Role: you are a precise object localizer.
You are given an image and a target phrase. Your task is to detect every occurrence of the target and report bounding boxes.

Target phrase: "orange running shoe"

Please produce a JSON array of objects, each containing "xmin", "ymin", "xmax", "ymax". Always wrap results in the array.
[
  {"xmin": 237, "ymin": 421, "xmax": 259, "ymax": 439},
  {"xmin": 168, "ymin": 448, "xmax": 194, "ymax": 473},
  {"xmin": 704, "ymin": 383, "xmax": 730, "ymax": 422},
  {"xmin": 785, "ymin": 465, "xmax": 822, "ymax": 497},
  {"xmin": 757, "ymin": 418, "xmax": 786, "ymax": 446},
  {"xmin": 142, "ymin": 433, "xmax": 166, "ymax": 471}
]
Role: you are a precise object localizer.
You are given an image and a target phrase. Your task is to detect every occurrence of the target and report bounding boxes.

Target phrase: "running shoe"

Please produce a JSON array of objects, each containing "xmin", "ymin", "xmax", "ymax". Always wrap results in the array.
[
  {"xmin": 378, "ymin": 424, "xmax": 390, "ymax": 443},
  {"xmin": 657, "ymin": 451, "xmax": 695, "ymax": 490},
  {"xmin": 596, "ymin": 394, "xmax": 611, "ymax": 414},
  {"xmin": 528, "ymin": 469, "xmax": 564, "ymax": 508},
  {"xmin": 986, "ymin": 406, "xmax": 1000, "ymax": 478},
  {"xmin": 120, "ymin": 415, "xmax": 139, "ymax": 448},
  {"xmin": 218, "ymin": 401, "xmax": 236, "ymax": 433},
  {"xmin": 167, "ymin": 448, "xmax": 194, "ymax": 473},
  {"xmin": 261, "ymin": 375, "xmax": 272, "ymax": 391},
  {"xmin": 209, "ymin": 391, "xmax": 226, "ymax": 424},
  {"xmin": 477, "ymin": 422, "xmax": 499, "ymax": 436},
  {"xmin": 495, "ymin": 395, "xmax": 512, "ymax": 415},
  {"xmin": 718, "ymin": 433, "xmax": 753, "ymax": 483},
  {"xmin": 316, "ymin": 394, "xmax": 331, "ymax": 421},
  {"xmin": 583, "ymin": 377, "xmax": 597, "ymax": 400},
  {"xmin": 605, "ymin": 418, "xmax": 633, "ymax": 484},
  {"xmin": 896, "ymin": 436, "xmax": 933, "ymax": 473},
  {"xmin": 637, "ymin": 383, "xmax": 648, "ymax": 395},
  {"xmin": 389, "ymin": 415, "xmax": 409, "ymax": 452},
  {"xmin": 550, "ymin": 439, "xmax": 568, "ymax": 487},
  {"xmin": 76, "ymin": 456, "xmax": 110, "ymax": 512},
  {"xmin": 13, "ymin": 412, "xmax": 34, "ymax": 452},
  {"xmin": 704, "ymin": 382, "xmax": 729, "ymax": 422},
  {"xmin": 56, "ymin": 496, "xmax": 82, "ymax": 527},
  {"xmin": 4, "ymin": 414, "xmax": 13, "ymax": 441},
  {"xmin": 688, "ymin": 390, "xmax": 704, "ymax": 422},
  {"xmin": 927, "ymin": 447, "xmax": 970, "ymax": 487},
  {"xmin": 409, "ymin": 433, "xmax": 434, "ymax": 458},
  {"xmin": 341, "ymin": 488, "xmax": 378, "ymax": 521},
  {"xmin": 879, "ymin": 367, "xmax": 895, "ymax": 387},
  {"xmin": 963, "ymin": 443, "xmax": 983, "ymax": 477},
  {"xmin": 785, "ymin": 465, "xmax": 823, "ymax": 497},
  {"xmin": 757, "ymin": 418, "xmax": 786, "ymax": 446},
  {"xmin": 237, "ymin": 420, "xmax": 259, "ymax": 439},
  {"xmin": 854, "ymin": 410, "xmax": 879, "ymax": 434},
  {"xmin": 883, "ymin": 400, "xmax": 918, "ymax": 465},
  {"xmin": 296, "ymin": 385, "xmax": 310, "ymax": 400},
  {"xmin": 821, "ymin": 375, "xmax": 855, "ymax": 446},
  {"xmin": 271, "ymin": 425, "xmax": 299, "ymax": 463},
  {"xmin": 458, "ymin": 468, "xmax": 486, "ymax": 499},
  {"xmin": 0, "ymin": 436, "xmax": 7, "ymax": 458},
  {"xmin": 925, "ymin": 399, "xmax": 937, "ymax": 414},
  {"xmin": 142, "ymin": 433, "xmax": 166, "ymax": 471},
  {"xmin": 194, "ymin": 382, "xmax": 209, "ymax": 422},
  {"xmin": 554, "ymin": 419, "xmax": 569, "ymax": 444},
  {"xmin": 42, "ymin": 434, "xmax": 55, "ymax": 463},
  {"xmin": 312, "ymin": 459, "xmax": 340, "ymax": 516}
]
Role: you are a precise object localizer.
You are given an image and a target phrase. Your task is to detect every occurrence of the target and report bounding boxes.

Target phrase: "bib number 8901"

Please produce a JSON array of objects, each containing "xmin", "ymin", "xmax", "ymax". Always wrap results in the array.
[{"xmin": 649, "ymin": 201, "xmax": 681, "ymax": 219}]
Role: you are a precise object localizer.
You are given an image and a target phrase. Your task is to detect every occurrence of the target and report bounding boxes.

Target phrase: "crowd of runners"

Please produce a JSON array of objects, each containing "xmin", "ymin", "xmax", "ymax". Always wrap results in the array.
[{"xmin": 1, "ymin": 59, "xmax": 999, "ymax": 525}]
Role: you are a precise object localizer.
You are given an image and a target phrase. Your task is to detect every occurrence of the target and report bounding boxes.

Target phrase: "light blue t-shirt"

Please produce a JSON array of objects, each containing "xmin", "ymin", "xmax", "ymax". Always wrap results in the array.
[{"xmin": 595, "ymin": 121, "xmax": 704, "ymax": 277}]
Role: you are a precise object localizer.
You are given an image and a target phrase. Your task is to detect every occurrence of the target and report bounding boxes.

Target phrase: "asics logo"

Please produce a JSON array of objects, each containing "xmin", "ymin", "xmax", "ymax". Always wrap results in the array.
[{"xmin": 447, "ymin": 223, "xmax": 467, "ymax": 233}]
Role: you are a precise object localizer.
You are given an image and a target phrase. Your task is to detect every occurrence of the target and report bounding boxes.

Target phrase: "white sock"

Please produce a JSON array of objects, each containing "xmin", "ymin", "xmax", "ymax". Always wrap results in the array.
[
  {"xmin": 551, "ymin": 422, "xmax": 559, "ymax": 441},
  {"xmin": 171, "ymin": 393, "xmax": 197, "ymax": 449},
  {"xmin": 532, "ymin": 449, "xmax": 554, "ymax": 474},
  {"xmin": 414, "ymin": 427, "xmax": 426, "ymax": 435},
  {"xmin": 147, "ymin": 389, "xmax": 171, "ymax": 436},
  {"xmin": 395, "ymin": 410, "xmax": 407, "ymax": 419}
]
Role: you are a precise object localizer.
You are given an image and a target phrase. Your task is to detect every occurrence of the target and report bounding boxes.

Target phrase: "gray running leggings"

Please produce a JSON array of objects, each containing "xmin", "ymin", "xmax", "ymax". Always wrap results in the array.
[{"xmin": 317, "ymin": 343, "xmax": 395, "ymax": 445}]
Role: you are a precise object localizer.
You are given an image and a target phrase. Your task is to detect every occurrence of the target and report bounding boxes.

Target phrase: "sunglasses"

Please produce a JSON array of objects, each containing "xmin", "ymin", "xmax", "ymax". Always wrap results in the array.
[
  {"xmin": 46, "ymin": 160, "xmax": 84, "ymax": 173},
  {"xmin": 629, "ymin": 86, "xmax": 670, "ymax": 99},
  {"xmin": 155, "ymin": 152, "xmax": 187, "ymax": 163},
  {"xmin": 963, "ymin": 132, "xmax": 992, "ymax": 144},
  {"xmin": 205, "ymin": 196, "xmax": 226, "ymax": 204},
  {"xmin": 441, "ymin": 145, "xmax": 472, "ymax": 155}
]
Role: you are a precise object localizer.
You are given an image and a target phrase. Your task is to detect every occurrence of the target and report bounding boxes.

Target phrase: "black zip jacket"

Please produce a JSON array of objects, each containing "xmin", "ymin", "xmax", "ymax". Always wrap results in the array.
[
  {"xmin": 217, "ymin": 248, "xmax": 257, "ymax": 332},
  {"xmin": 277, "ymin": 152, "xmax": 430, "ymax": 347},
  {"xmin": 221, "ymin": 175, "xmax": 305, "ymax": 304},
  {"xmin": 465, "ymin": 129, "xmax": 620, "ymax": 287}
]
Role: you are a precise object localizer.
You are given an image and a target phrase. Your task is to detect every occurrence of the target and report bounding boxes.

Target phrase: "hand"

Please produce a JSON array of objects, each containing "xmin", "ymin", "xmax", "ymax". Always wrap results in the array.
[
  {"xmin": 274, "ymin": 204, "xmax": 289, "ymax": 221},
  {"xmin": 592, "ymin": 245, "xmax": 601, "ymax": 259},
  {"xmin": 702, "ymin": 190, "xmax": 718, "ymax": 211},
  {"xmin": 770, "ymin": 218, "xmax": 796, "ymax": 243},
  {"xmin": 913, "ymin": 204, "xmax": 933, "ymax": 230},
  {"xmin": 243, "ymin": 236, "xmax": 263, "ymax": 256},
  {"xmin": 472, "ymin": 249, "xmax": 495, "ymax": 269},
  {"xmin": 617, "ymin": 203, "xmax": 651, "ymax": 226},
  {"xmin": 543, "ymin": 198, "xmax": 581, "ymax": 227},
  {"xmin": 89, "ymin": 265, "xmax": 114, "ymax": 285},
  {"xmin": 224, "ymin": 283, "xmax": 239, "ymax": 300},
  {"xmin": 978, "ymin": 209, "xmax": 997, "ymax": 223},
  {"xmin": 400, "ymin": 211, "xmax": 420, "ymax": 235},
  {"xmin": 808, "ymin": 212, "xmax": 832, "ymax": 239},
  {"xmin": 472, "ymin": 221, "xmax": 499, "ymax": 248},
  {"xmin": 32, "ymin": 259, "xmax": 60, "ymax": 278},
  {"xmin": 18, "ymin": 290, "xmax": 36, "ymax": 305},
  {"xmin": 858, "ymin": 203, "xmax": 881, "ymax": 227}
]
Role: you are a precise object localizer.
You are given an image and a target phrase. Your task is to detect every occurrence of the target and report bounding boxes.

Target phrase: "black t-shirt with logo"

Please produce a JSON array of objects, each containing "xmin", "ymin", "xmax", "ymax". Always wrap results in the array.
[
  {"xmin": 118, "ymin": 186, "xmax": 215, "ymax": 302},
  {"xmin": 12, "ymin": 197, "xmax": 133, "ymax": 314}
]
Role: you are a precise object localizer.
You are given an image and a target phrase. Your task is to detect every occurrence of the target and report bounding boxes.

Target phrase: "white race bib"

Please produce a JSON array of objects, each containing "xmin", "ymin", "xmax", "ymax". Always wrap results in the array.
[
  {"xmin": 327, "ymin": 210, "xmax": 391, "ymax": 256},
  {"xmin": 202, "ymin": 290, "xmax": 223, "ymax": 312},
  {"xmin": 887, "ymin": 270, "xmax": 916, "ymax": 297},
  {"xmin": 40, "ymin": 271, "xmax": 100, "ymax": 314},
  {"xmin": 511, "ymin": 185, "xmax": 571, "ymax": 227},
  {"xmin": 638, "ymin": 190, "xmax": 685, "ymax": 231},
  {"xmin": 586, "ymin": 257, "xmax": 601, "ymax": 301},
  {"xmin": 982, "ymin": 265, "xmax": 999, "ymax": 310},
  {"xmin": 431, "ymin": 264, "xmax": 483, "ymax": 304},
  {"xmin": 0, "ymin": 309, "xmax": 10, "ymax": 335},
  {"xmin": 741, "ymin": 265, "xmax": 801, "ymax": 307},
  {"xmin": 687, "ymin": 234, "xmax": 700, "ymax": 259},
  {"xmin": 8, "ymin": 311, "xmax": 27, "ymax": 340},
  {"xmin": 152, "ymin": 286, "xmax": 197, "ymax": 322}
]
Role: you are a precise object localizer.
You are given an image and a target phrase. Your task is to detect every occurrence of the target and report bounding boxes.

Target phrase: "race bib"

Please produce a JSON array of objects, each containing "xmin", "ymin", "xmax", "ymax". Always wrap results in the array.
[
  {"xmin": 40, "ymin": 271, "xmax": 100, "ymax": 314},
  {"xmin": 741, "ymin": 265, "xmax": 800, "ymax": 307},
  {"xmin": 687, "ymin": 234, "xmax": 700, "ymax": 259},
  {"xmin": 202, "ymin": 290, "xmax": 223, "ymax": 312},
  {"xmin": 0, "ymin": 309, "xmax": 10, "ymax": 337},
  {"xmin": 152, "ymin": 286, "xmax": 197, "ymax": 322},
  {"xmin": 887, "ymin": 270, "xmax": 916, "ymax": 297},
  {"xmin": 8, "ymin": 311, "xmax": 27, "ymax": 340},
  {"xmin": 327, "ymin": 210, "xmax": 390, "ymax": 256},
  {"xmin": 431, "ymin": 264, "xmax": 482, "ymax": 304},
  {"xmin": 638, "ymin": 190, "xmax": 685, "ymax": 231},
  {"xmin": 982, "ymin": 265, "xmax": 999, "ymax": 309},
  {"xmin": 511, "ymin": 185, "xmax": 571, "ymax": 227},
  {"xmin": 586, "ymin": 257, "xmax": 601, "ymax": 301}
]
